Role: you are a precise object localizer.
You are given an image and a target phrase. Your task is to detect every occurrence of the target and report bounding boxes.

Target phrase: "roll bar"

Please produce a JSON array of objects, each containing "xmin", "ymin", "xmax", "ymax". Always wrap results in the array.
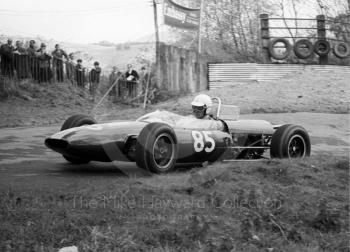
[{"xmin": 211, "ymin": 97, "xmax": 222, "ymax": 119}]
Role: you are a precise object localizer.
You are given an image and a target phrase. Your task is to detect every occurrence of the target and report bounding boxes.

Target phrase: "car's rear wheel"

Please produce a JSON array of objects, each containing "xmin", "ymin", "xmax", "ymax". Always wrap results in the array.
[
  {"xmin": 270, "ymin": 124, "xmax": 311, "ymax": 158},
  {"xmin": 61, "ymin": 114, "xmax": 97, "ymax": 164},
  {"xmin": 135, "ymin": 122, "xmax": 177, "ymax": 173}
]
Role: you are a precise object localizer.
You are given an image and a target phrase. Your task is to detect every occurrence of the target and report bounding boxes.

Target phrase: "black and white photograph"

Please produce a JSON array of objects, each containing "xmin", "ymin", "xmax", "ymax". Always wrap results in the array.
[{"xmin": 0, "ymin": 0, "xmax": 349, "ymax": 251}]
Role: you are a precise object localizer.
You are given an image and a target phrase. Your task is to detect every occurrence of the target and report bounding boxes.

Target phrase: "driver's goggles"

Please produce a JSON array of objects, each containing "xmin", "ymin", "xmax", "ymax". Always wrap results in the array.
[{"xmin": 192, "ymin": 105, "xmax": 205, "ymax": 112}]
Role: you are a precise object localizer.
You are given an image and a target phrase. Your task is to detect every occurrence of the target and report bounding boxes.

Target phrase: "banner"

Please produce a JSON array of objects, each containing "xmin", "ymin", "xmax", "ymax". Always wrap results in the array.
[{"xmin": 163, "ymin": 0, "xmax": 200, "ymax": 30}]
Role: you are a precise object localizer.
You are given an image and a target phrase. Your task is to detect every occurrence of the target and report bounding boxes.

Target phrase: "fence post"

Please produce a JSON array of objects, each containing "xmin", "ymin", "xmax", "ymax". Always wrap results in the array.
[
  {"xmin": 260, "ymin": 13, "xmax": 271, "ymax": 63},
  {"xmin": 207, "ymin": 62, "xmax": 210, "ymax": 90},
  {"xmin": 316, "ymin": 14, "xmax": 328, "ymax": 65}
]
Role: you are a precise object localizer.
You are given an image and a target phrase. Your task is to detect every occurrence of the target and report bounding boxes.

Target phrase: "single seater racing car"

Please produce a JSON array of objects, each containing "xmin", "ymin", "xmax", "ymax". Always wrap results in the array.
[{"xmin": 45, "ymin": 97, "xmax": 311, "ymax": 173}]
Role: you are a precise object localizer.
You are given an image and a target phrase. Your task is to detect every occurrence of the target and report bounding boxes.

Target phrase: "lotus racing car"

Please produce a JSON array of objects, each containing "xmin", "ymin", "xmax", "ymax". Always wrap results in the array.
[{"xmin": 45, "ymin": 98, "xmax": 311, "ymax": 173}]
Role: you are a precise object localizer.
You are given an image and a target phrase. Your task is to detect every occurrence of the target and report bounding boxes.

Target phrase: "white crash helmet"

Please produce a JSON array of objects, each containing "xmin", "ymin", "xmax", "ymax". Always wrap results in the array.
[{"xmin": 191, "ymin": 94, "xmax": 212, "ymax": 112}]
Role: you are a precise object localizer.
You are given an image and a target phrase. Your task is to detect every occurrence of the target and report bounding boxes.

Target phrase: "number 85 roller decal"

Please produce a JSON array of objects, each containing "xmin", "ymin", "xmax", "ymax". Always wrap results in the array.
[{"xmin": 192, "ymin": 131, "xmax": 215, "ymax": 153}]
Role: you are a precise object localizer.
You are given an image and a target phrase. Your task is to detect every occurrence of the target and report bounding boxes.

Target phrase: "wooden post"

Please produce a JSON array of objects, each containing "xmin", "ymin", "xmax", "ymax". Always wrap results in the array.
[
  {"xmin": 198, "ymin": 0, "xmax": 205, "ymax": 55},
  {"xmin": 259, "ymin": 13, "xmax": 271, "ymax": 63},
  {"xmin": 316, "ymin": 14, "xmax": 328, "ymax": 65},
  {"xmin": 153, "ymin": 0, "xmax": 160, "ymax": 44},
  {"xmin": 197, "ymin": 0, "xmax": 205, "ymax": 93},
  {"xmin": 152, "ymin": 0, "xmax": 161, "ymax": 109}
]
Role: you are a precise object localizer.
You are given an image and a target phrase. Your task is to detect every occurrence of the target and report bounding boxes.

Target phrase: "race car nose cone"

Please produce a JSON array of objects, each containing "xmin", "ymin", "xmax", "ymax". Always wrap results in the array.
[{"xmin": 45, "ymin": 138, "xmax": 68, "ymax": 150}]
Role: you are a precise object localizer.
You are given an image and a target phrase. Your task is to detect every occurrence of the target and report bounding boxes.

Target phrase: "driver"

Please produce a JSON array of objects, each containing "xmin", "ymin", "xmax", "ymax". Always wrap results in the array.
[{"xmin": 191, "ymin": 94, "xmax": 213, "ymax": 119}]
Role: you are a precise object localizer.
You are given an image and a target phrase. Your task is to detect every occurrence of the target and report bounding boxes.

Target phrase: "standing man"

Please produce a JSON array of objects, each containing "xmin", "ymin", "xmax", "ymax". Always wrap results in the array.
[
  {"xmin": 75, "ymin": 59, "xmax": 85, "ymax": 87},
  {"xmin": 27, "ymin": 40, "xmax": 39, "ymax": 81},
  {"xmin": 13, "ymin": 41, "xmax": 29, "ymax": 79},
  {"xmin": 66, "ymin": 53, "xmax": 75, "ymax": 85},
  {"xmin": 37, "ymin": 43, "xmax": 52, "ymax": 83},
  {"xmin": 89, "ymin": 61, "xmax": 101, "ymax": 101},
  {"xmin": 0, "ymin": 38, "xmax": 15, "ymax": 78},
  {"xmin": 139, "ymin": 66, "xmax": 147, "ymax": 95},
  {"xmin": 124, "ymin": 64, "xmax": 139, "ymax": 99},
  {"xmin": 108, "ymin": 66, "xmax": 122, "ymax": 102},
  {"xmin": 52, "ymin": 44, "xmax": 68, "ymax": 82}
]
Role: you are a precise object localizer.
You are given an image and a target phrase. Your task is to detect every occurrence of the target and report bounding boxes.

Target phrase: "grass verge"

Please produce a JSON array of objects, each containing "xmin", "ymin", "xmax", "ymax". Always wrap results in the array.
[{"xmin": 0, "ymin": 155, "xmax": 349, "ymax": 251}]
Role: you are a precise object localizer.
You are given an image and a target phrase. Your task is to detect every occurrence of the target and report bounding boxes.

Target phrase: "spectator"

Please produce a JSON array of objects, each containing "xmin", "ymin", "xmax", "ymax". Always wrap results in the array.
[
  {"xmin": 52, "ymin": 44, "xmax": 68, "ymax": 82},
  {"xmin": 37, "ymin": 43, "xmax": 52, "ymax": 83},
  {"xmin": 89, "ymin": 61, "xmax": 101, "ymax": 101},
  {"xmin": 0, "ymin": 38, "xmax": 15, "ymax": 78},
  {"xmin": 108, "ymin": 66, "xmax": 122, "ymax": 102},
  {"xmin": 75, "ymin": 59, "xmax": 85, "ymax": 87},
  {"xmin": 27, "ymin": 40, "xmax": 39, "ymax": 80},
  {"xmin": 140, "ymin": 66, "xmax": 158, "ymax": 104},
  {"xmin": 13, "ymin": 40, "xmax": 29, "ymax": 79},
  {"xmin": 14, "ymin": 40, "xmax": 26, "ymax": 54},
  {"xmin": 139, "ymin": 66, "xmax": 148, "ymax": 95},
  {"xmin": 66, "ymin": 53, "xmax": 75, "ymax": 85},
  {"xmin": 124, "ymin": 63, "xmax": 139, "ymax": 98}
]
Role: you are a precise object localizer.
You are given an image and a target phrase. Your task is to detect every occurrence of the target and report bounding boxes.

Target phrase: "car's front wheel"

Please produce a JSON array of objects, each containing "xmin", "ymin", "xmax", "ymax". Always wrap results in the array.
[
  {"xmin": 135, "ymin": 122, "xmax": 178, "ymax": 173},
  {"xmin": 61, "ymin": 114, "xmax": 97, "ymax": 164},
  {"xmin": 270, "ymin": 124, "xmax": 311, "ymax": 158}
]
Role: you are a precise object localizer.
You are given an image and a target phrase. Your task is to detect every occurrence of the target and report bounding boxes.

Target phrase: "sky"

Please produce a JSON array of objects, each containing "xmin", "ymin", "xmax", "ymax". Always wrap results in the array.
[{"xmin": 0, "ymin": 0, "xmax": 157, "ymax": 44}]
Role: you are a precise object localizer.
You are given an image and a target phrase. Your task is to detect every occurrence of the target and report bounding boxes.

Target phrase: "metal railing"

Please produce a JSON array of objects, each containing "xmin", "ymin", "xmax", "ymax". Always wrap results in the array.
[
  {"xmin": 260, "ymin": 15, "xmax": 349, "ymax": 42},
  {"xmin": 259, "ymin": 14, "xmax": 350, "ymax": 64}
]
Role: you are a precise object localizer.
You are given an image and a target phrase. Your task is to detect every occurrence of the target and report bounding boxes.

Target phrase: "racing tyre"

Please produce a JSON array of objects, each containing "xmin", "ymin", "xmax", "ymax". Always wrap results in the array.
[
  {"xmin": 135, "ymin": 122, "xmax": 178, "ymax": 174},
  {"xmin": 294, "ymin": 39, "xmax": 314, "ymax": 59},
  {"xmin": 268, "ymin": 38, "xmax": 292, "ymax": 60},
  {"xmin": 333, "ymin": 42, "xmax": 350, "ymax": 58},
  {"xmin": 61, "ymin": 114, "xmax": 97, "ymax": 164},
  {"xmin": 314, "ymin": 39, "xmax": 331, "ymax": 56},
  {"xmin": 61, "ymin": 114, "xmax": 97, "ymax": 131},
  {"xmin": 270, "ymin": 124, "xmax": 310, "ymax": 158}
]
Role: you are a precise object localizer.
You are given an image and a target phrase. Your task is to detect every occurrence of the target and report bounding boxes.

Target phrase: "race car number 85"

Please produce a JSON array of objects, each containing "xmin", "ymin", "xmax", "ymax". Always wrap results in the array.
[{"xmin": 192, "ymin": 131, "xmax": 215, "ymax": 153}]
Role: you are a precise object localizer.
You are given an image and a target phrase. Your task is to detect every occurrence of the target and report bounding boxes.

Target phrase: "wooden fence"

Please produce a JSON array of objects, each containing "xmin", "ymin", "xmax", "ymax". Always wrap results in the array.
[{"xmin": 157, "ymin": 42, "xmax": 207, "ymax": 93}]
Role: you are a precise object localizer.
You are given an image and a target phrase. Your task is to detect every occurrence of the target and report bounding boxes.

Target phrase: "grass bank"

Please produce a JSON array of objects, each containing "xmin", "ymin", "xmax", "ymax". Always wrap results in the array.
[{"xmin": 0, "ymin": 155, "xmax": 348, "ymax": 251}]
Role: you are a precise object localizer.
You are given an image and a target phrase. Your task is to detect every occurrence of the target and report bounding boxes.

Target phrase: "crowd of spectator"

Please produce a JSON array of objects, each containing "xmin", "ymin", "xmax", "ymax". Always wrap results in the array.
[{"xmin": 0, "ymin": 38, "xmax": 158, "ymax": 103}]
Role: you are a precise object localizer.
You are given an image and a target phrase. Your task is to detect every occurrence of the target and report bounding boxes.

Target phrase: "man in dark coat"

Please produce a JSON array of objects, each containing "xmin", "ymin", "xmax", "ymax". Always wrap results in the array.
[
  {"xmin": 75, "ymin": 59, "xmax": 85, "ymax": 87},
  {"xmin": 89, "ymin": 61, "xmax": 102, "ymax": 101},
  {"xmin": 13, "ymin": 41, "xmax": 29, "ymax": 79},
  {"xmin": 108, "ymin": 66, "xmax": 122, "ymax": 102},
  {"xmin": 52, "ymin": 44, "xmax": 68, "ymax": 82},
  {"xmin": 0, "ymin": 38, "xmax": 15, "ymax": 77},
  {"xmin": 124, "ymin": 64, "xmax": 139, "ymax": 98},
  {"xmin": 66, "ymin": 53, "xmax": 75, "ymax": 85},
  {"xmin": 37, "ymin": 43, "xmax": 52, "ymax": 83},
  {"xmin": 27, "ymin": 40, "xmax": 39, "ymax": 80}
]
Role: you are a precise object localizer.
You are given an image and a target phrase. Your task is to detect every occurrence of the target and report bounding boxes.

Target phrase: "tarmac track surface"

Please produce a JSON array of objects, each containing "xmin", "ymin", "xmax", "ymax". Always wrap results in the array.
[{"xmin": 0, "ymin": 112, "xmax": 348, "ymax": 188}]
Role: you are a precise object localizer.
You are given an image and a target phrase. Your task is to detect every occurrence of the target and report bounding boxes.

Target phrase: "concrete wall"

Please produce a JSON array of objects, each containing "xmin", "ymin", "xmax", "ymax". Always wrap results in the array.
[{"xmin": 158, "ymin": 42, "xmax": 207, "ymax": 93}]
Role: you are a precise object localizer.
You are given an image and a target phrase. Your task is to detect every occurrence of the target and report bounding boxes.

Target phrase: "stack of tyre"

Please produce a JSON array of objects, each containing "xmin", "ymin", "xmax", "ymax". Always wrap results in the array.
[{"xmin": 268, "ymin": 38, "xmax": 350, "ymax": 60}]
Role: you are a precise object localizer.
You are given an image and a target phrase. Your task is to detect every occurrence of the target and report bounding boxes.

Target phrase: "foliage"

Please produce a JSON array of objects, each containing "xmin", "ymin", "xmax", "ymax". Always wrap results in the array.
[{"xmin": 170, "ymin": 0, "xmax": 349, "ymax": 64}]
